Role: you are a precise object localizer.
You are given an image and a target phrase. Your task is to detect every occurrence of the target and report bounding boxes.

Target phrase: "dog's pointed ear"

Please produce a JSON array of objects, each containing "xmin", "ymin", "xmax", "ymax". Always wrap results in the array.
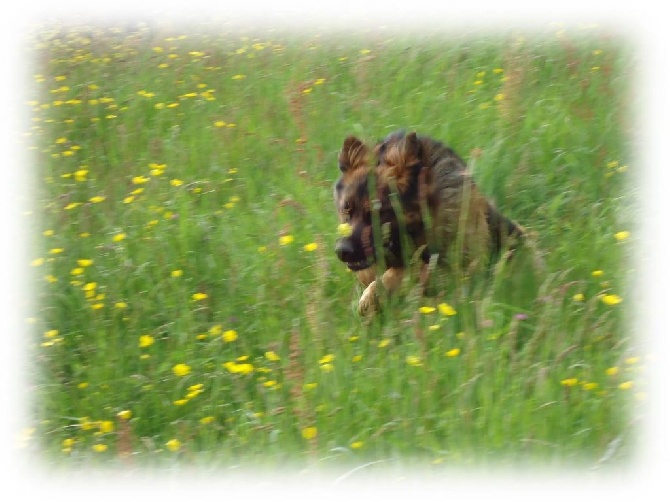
[
  {"xmin": 381, "ymin": 131, "xmax": 421, "ymax": 170},
  {"xmin": 338, "ymin": 135, "xmax": 368, "ymax": 173},
  {"xmin": 403, "ymin": 131, "xmax": 420, "ymax": 162},
  {"xmin": 378, "ymin": 131, "xmax": 422, "ymax": 193}
]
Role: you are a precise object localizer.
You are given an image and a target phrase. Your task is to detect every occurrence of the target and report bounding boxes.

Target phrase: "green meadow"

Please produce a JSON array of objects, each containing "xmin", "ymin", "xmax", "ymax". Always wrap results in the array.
[{"xmin": 25, "ymin": 21, "xmax": 640, "ymax": 472}]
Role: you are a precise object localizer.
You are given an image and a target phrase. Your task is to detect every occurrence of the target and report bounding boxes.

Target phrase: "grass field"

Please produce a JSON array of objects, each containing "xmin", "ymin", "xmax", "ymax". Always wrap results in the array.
[{"xmin": 23, "ymin": 20, "xmax": 640, "ymax": 472}]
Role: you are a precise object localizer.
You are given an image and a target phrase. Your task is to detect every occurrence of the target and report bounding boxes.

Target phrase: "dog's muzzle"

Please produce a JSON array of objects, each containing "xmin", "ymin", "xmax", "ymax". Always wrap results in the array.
[{"xmin": 335, "ymin": 239, "xmax": 373, "ymax": 271}]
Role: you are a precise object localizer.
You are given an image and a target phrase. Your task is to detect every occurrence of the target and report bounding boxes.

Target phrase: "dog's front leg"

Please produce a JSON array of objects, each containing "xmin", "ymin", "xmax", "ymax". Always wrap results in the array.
[{"xmin": 358, "ymin": 267, "xmax": 405, "ymax": 315}]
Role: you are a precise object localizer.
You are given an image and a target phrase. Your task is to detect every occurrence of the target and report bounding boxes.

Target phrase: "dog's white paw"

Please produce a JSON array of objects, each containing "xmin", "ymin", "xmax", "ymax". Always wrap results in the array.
[{"xmin": 358, "ymin": 280, "xmax": 379, "ymax": 316}]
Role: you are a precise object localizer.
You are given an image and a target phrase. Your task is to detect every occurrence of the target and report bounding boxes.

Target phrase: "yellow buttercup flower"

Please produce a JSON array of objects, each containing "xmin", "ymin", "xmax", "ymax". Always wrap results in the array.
[
  {"xmin": 166, "ymin": 439, "xmax": 181, "ymax": 452},
  {"xmin": 279, "ymin": 235, "xmax": 294, "ymax": 246},
  {"xmin": 601, "ymin": 294, "xmax": 622, "ymax": 306},
  {"xmin": 301, "ymin": 426, "xmax": 318, "ymax": 440},
  {"xmin": 319, "ymin": 354, "xmax": 335, "ymax": 365},
  {"xmin": 438, "ymin": 302, "xmax": 457, "ymax": 316},
  {"xmin": 98, "ymin": 421, "xmax": 114, "ymax": 433},
  {"xmin": 406, "ymin": 355, "xmax": 423, "ymax": 367},
  {"xmin": 337, "ymin": 223, "xmax": 352, "ymax": 237},
  {"xmin": 172, "ymin": 363, "xmax": 191, "ymax": 377},
  {"xmin": 222, "ymin": 329, "xmax": 238, "ymax": 342},
  {"xmin": 139, "ymin": 334, "xmax": 155, "ymax": 348},
  {"xmin": 560, "ymin": 378, "xmax": 579, "ymax": 387},
  {"xmin": 117, "ymin": 410, "xmax": 132, "ymax": 420}
]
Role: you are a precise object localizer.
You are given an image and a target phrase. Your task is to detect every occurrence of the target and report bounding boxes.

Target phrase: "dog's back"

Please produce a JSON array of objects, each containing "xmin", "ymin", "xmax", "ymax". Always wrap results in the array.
[{"xmin": 377, "ymin": 130, "xmax": 524, "ymax": 264}]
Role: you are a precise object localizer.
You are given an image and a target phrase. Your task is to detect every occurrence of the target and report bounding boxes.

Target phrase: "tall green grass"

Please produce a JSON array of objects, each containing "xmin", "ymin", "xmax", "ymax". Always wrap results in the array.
[{"xmin": 25, "ymin": 22, "xmax": 638, "ymax": 471}]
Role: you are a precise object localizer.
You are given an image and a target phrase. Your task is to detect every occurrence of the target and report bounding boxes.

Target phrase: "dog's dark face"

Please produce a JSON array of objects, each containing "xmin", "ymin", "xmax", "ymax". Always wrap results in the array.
[{"xmin": 333, "ymin": 135, "xmax": 422, "ymax": 271}]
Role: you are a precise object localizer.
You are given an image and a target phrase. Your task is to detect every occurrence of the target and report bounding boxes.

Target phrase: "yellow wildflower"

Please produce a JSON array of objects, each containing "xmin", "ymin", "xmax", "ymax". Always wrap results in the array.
[
  {"xmin": 406, "ymin": 355, "xmax": 423, "ymax": 367},
  {"xmin": 601, "ymin": 294, "xmax": 622, "ymax": 306},
  {"xmin": 560, "ymin": 378, "xmax": 579, "ymax": 387},
  {"xmin": 279, "ymin": 235, "xmax": 294, "ymax": 246},
  {"xmin": 99, "ymin": 421, "xmax": 114, "ymax": 433},
  {"xmin": 606, "ymin": 366, "xmax": 619, "ymax": 376},
  {"xmin": 132, "ymin": 175, "xmax": 149, "ymax": 184},
  {"xmin": 172, "ymin": 363, "xmax": 191, "ymax": 377},
  {"xmin": 337, "ymin": 223, "xmax": 352, "ymax": 237},
  {"xmin": 438, "ymin": 302, "xmax": 457, "ymax": 316},
  {"xmin": 319, "ymin": 354, "xmax": 335, "ymax": 365},
  {"xmin": 139, "ymin": 335, "xmax": 155, "ymax": 348},
  {"xmin": 117, "ymin": 410, "xmax": 132, "ymax": 420},
  {"xmin": 222, "ymin": 330, "xmax": 238, "ymax": 342}
]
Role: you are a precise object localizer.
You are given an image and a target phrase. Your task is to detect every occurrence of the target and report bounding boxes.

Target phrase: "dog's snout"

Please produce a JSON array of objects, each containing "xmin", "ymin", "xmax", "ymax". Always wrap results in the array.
[{"xmin": 335, "ymin": 239, "xmax": 354, "ymax": 263}]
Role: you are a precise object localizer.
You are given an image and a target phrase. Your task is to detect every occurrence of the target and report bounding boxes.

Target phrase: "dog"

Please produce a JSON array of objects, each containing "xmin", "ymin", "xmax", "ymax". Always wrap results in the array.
[{"xmin": 334, "ymin": 130, "xmax": 524, "ymax": 315}]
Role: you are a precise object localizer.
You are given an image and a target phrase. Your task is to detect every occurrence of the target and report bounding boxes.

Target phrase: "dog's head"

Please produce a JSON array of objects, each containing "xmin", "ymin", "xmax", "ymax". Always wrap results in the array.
[{"xmin": 333, "ymin": 133, "xmax": 427, "ymax": 271}]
